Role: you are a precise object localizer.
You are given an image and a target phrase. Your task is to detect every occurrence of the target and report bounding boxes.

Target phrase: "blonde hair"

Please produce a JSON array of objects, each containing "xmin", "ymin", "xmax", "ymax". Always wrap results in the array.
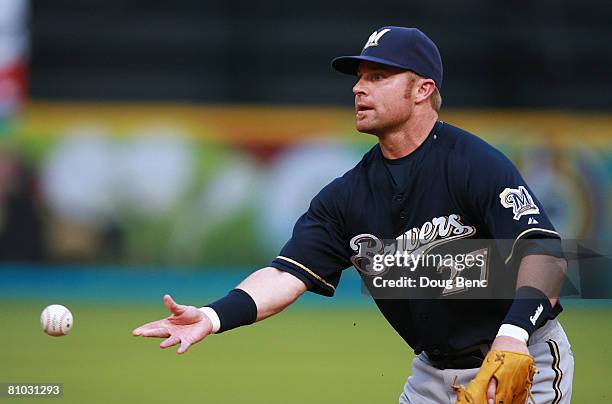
[{"xmin": 431, "ymin": 87, "xmax": 442, "ymax": 112}]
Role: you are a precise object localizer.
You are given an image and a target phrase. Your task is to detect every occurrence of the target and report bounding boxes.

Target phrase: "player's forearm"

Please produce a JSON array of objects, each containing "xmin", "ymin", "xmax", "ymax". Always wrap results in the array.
[
  {"xmin": 237, "ymin": 267, "xmax": 307, "ymax": 321},
  {"xmin": 497, "ymin": 254, "xmax": 567, "ymax": 342},
  {"xmin": 200, "ymin": 267, "xmax": 306, "ymax": 334},
  {"xmin": 516, "ymin": 254, "xmax": 567, "ymax": 307}
]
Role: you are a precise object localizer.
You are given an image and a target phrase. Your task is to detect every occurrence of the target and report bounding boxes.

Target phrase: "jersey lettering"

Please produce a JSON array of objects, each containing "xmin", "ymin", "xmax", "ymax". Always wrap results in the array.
[{"xmin": 349, "ymin": 214, "xmax": 476, "ymax": 274}]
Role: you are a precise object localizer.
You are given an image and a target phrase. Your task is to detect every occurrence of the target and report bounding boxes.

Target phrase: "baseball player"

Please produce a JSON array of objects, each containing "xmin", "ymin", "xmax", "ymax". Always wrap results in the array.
[{"xmin": 133, "ymin": 26, "xmax": 573, "ymax": 403}]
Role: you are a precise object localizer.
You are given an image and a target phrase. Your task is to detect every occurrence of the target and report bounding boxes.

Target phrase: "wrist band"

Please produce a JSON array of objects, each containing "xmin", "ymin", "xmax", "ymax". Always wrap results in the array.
[
  {"xmin": 503, "ymin": 286, "xmax": 552, "ymax": 336},
  {"xmin": 198, "ymin": 307, "xmax": 221, "ymax": 333},
  {"xmin": 497, "ymin": 323, "xmax": 529, "ymax": 343},
  {"xmin": 206, "ymin": 289, "xmax": 258, "ymax": 333}
]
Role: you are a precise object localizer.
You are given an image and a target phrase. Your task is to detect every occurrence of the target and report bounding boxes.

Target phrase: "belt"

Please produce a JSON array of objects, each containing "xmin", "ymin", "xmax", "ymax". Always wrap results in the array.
[{"xmin": 425, "ymin": 343, "xmax": 491, "ymax": 370}]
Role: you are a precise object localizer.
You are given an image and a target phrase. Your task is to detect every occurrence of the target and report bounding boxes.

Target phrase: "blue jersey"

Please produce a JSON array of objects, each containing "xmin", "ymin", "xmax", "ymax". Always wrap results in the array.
[{"xmin": 271, "ymin": 121, "xmax": 563, "ymax": 355}]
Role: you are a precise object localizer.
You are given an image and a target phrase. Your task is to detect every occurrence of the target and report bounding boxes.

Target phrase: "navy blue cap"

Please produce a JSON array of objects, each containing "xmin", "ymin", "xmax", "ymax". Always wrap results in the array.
[{"xmin": 332, "ymin": 26, "xmax": 443, "ymax": 89}]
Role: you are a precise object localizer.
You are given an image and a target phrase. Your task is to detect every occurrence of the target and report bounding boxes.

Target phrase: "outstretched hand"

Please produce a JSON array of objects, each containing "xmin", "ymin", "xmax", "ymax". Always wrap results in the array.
[{"xmin": 132, "ymin": 294, "xmax": 213, "ymax": 354}]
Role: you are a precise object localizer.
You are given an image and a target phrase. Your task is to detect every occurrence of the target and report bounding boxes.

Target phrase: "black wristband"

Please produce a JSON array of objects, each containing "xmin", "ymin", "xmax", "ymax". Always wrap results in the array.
[
  {"xmin": 207, "ymin": 289, "xmax": 258, "ymax": 333},
  {"xmin": 503, "ymin": 286, "xmax": 553, "ymax": 336}
]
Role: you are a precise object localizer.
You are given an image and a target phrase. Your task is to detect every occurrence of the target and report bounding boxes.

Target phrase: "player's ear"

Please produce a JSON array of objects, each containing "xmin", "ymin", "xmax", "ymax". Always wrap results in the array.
[{"xmin": 415, "ymin": 79, "xmax": 436, "ymax": 105}]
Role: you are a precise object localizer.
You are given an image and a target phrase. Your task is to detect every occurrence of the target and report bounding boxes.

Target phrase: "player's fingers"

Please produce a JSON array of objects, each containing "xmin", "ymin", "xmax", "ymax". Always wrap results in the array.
[
  {"xmin": 177, "ymin": 337, "xmax": 192, "ymax": 355},
  {"xmin": 486, "ymin": 377, "xmax": 497, "ymax": 404},
  {"xmin": 132, "ymin": 320, "xmax": 164, "ymax": 336},
  {"xmin": 139, "ymin": 327, "xmax": 170, "ymax": 338},
  {"xmin": 160, "ymin": 335, "xmax": 181, "ymax": 349},
  {"xmin": 164, "ymin": 294, "xmax": 186, "ymax": 316}
]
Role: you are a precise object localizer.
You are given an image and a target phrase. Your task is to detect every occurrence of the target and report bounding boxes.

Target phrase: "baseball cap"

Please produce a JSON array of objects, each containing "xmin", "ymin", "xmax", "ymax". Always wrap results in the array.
[{"xmin": 332, "ymin": 26, "xmax": 443, "ymax": 89}]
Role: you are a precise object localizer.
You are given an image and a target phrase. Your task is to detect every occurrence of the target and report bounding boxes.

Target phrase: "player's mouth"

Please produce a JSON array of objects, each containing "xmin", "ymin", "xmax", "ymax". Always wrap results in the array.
[{"xmin": 356, "ymin": 104, "xmax": 374, "ymax": 117}]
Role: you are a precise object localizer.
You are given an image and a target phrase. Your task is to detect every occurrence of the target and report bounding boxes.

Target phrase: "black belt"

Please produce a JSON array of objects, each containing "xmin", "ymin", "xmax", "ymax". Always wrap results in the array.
[{"xmin": 425, "ymin": 343, "xmax": 491, "ymax": 370}]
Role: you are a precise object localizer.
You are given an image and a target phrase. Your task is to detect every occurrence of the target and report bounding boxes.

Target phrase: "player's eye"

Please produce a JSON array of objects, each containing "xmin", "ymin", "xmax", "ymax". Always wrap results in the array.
[{"xmin": 372, "ymin": 73, "xmax": 385, "ymax": 81}]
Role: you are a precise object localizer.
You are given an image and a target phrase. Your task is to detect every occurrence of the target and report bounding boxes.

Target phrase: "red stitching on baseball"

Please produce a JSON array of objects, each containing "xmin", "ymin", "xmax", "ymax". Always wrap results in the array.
[{"xmin": 59, "ymin": 309, "xmax": 69, "ymax": 334}]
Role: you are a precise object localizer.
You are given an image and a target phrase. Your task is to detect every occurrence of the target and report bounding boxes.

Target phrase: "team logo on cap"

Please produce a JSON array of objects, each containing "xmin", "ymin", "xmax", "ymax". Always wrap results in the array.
[
  {"xmin": 499, "ymin": 185, "xmax": 540, "ymax": 220},
  {"xmin": 363, "ymin": 28, "xmax": 391, "ymax": 50}
]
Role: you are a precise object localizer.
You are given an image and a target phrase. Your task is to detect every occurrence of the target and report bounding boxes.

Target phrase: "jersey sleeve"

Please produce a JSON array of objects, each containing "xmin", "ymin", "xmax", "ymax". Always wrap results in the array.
[
  {"xmin": 270, "ymin": 178, "xmax": 352, "ymax": 297},
  {"xmin": 463, "ymin": 146, "xmax": 563, "ymax": 265}
]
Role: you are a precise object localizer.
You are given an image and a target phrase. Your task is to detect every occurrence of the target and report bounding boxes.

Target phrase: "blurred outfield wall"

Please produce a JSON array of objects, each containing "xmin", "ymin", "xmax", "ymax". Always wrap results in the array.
[{"xmin": 1, "ymin": 103, "xmax": 610, "ymax": 268}]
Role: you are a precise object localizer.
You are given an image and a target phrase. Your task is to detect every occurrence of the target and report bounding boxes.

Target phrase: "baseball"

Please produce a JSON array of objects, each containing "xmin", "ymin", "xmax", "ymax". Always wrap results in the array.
[{"xmin": 40, "ymin": 304, "xmax": 73, "ymax": 336}]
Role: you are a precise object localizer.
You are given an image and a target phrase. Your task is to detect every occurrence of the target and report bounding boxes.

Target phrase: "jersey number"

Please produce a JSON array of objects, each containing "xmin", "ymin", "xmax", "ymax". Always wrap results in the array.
[{"xmin": 437, "ymin": 248, "xmax": 489, "ymax": 296}]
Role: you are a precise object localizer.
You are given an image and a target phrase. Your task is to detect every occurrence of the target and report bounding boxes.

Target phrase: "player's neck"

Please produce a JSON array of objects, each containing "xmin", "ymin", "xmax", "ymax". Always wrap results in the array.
[{"xmin": 378, "ymin": 110, "xmax": 438, "ymax": 160}]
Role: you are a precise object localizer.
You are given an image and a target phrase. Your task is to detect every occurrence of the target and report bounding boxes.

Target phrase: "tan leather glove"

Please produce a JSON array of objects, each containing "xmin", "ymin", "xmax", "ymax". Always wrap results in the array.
[{"xmin": 453, "ymin": 349, "xmax": 537, "ymax": 404}]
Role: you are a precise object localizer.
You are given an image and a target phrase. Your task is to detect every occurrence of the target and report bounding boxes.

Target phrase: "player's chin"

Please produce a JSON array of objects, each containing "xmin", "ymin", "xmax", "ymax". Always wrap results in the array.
[{"xmin": 355, "ymin": 119, "xmax": 375, "ymax": 134}]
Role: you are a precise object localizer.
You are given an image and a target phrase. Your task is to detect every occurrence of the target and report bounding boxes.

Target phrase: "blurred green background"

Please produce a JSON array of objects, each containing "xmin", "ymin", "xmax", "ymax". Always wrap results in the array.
[{"xmin": 2, "ymin": 301, "xmax": 611, "ymax": 403}]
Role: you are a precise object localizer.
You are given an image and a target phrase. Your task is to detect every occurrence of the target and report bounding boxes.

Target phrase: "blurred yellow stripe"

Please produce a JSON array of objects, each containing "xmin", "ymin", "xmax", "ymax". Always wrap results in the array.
[{"xmin": 13, "ymin": 102, "xmax": 612, "ymax": 147}]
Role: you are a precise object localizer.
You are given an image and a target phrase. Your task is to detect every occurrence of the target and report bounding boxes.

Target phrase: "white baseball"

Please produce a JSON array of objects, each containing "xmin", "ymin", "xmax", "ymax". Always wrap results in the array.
[{"xmin": 40, "ymin": 305, "xmax": 73, "ymax": 336}]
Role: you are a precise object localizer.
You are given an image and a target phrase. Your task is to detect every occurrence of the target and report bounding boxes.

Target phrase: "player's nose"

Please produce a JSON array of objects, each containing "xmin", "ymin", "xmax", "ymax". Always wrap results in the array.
[{"xmin": 353, "ymin": 78, "xmax": 367, "ymax": 96}]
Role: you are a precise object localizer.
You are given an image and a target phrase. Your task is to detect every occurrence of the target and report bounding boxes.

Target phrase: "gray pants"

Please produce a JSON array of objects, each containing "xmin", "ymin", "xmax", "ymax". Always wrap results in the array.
[{"xmin": 399, "ymin": 319, "xmax": 574, "ymax": 404}]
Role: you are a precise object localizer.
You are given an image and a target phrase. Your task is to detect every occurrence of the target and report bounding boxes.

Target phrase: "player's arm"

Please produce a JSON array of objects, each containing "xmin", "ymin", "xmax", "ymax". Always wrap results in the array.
[
  {"xmin": 495, "ymin": 237, "xmax": 567, "ymax": 348},
  {"xmin": 491, "ymin": 252, "xmax": 567, "ymax": 353},
  {"xmin": 516, "ymin": 253, "xmax": 566, "ymax": 308},
  {"xmin": 132, "ymin": 267, "xmax": 307, "ymax": 354},
  {"xmin": 237, "ymin": 266, "xmax": 308, "ymax": 320}
]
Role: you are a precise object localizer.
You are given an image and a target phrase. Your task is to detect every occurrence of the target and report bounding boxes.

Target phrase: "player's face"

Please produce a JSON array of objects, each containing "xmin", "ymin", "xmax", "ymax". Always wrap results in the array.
[{"xmin": 353, "ymin": 62, "xmax": 417, "ymax": 135}]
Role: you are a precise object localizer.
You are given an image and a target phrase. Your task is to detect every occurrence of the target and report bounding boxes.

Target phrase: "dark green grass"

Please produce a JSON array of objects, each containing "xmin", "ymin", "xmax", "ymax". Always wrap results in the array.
[{"xmin": 1, "ymin": 301, "xmax": 611, "ymax": 403}]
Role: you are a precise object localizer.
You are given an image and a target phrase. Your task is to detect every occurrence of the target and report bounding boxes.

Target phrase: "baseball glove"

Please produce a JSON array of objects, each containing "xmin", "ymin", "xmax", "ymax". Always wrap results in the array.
[{"xmin": 452, "ymin": 349, "xmax": 537, "ymax": 404}]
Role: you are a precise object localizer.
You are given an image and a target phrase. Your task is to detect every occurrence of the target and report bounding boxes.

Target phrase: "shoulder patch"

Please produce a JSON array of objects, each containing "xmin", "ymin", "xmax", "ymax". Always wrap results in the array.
[{"xmin": 499, "ymin": 186, "xmax": 540, "ymax": 220}]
